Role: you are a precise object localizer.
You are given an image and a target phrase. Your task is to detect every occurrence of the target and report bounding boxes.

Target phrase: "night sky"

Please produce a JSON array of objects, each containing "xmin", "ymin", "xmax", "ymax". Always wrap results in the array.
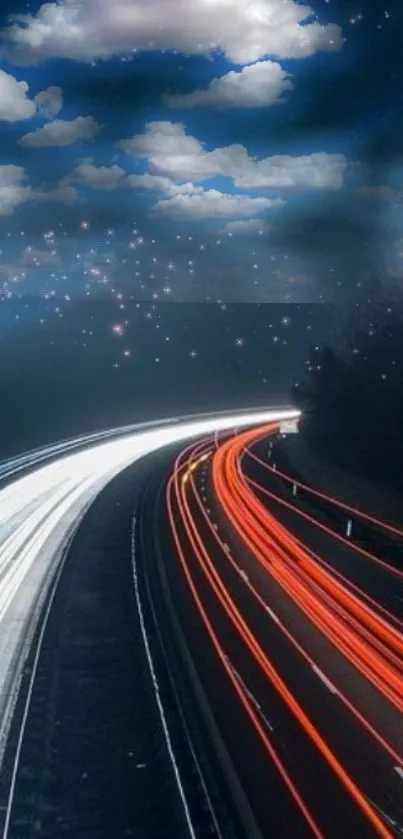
[{"xmin": 0, "ymin": 0, "xmax": 401, "ymax": 457}]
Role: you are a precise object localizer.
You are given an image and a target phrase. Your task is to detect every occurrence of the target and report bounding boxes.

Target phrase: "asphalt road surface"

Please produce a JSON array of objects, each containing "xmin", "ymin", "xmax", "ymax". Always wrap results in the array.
[
  {"xmin": 150, "ymin": 426, "xmax": 403, "ymax": 839},
  {"xmin": 1, "ymin": 416, "xmax": 402, "ymax": 839}
]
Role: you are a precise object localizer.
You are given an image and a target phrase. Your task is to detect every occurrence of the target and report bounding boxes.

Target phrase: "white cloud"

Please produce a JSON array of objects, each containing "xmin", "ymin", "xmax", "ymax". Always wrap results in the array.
[
  {"xmin": 0, "ymin": 68, "xmax": 36, "ymax": 121},
  {"xmin": 1, "ymin": 0, "xmax": 342, "ymax": 65},
  {"xmin": 67, "ymin": 160, "xmax": 198, "ymax": 194},
  {"xmin": 21, "ymin": 247, "xmax": 62, "ymax": 267},
  {"xmin": 357, "ymin": 185, "xmax": 403, "ymax": 203},
  {"xmin": 164, "ymin": 60, "xmax": 293, "ymax": 109},
  {"xmin": 71, "ymin": 157, "xmax": 126, "ymax": 190},
  {"xmin": 35, "ymin": 181, "xmax": 80, "ymax": 204},
  {"xmin": 34, "ymin": 85, "xmax": 63, "ymax": 118},
  {"xmin": 117, "ymin": 121, "xmax": 253, "ymax": 181},
  {"xmin": 0, "ymin": 165, "xmax": 33, "ymax": 215},
  {"xmin": 126, "ymin": 173, "xmax": 203, "ymax": 195},
  {"xmin": 126, "ymin": 173, "xmax": 177, "ymax": 191},
  {"xmin": 167, "ymin": 182, "xmax": 205, "ymax": 195},
  {"xmin": 0, "ymin": 70, "xmax": 63, "ymax": 122},
  {"xmin": 234, "ymin": 152, "xmax": 348, "ymax": 191},
  {"xmin": 223, "ymin": 219, "xmax": 271, "ymax": 235},
  {"xmin": 153, "ymin": 188, "xmax": 283, "ymax": 220},
  {"xmin": 117, "ymin": 121, "xmax": 203, "ymax": 160},
  {"xmin": 0, "ymin": 165, "xmax": 81, "ymax": 215},
  {"xmin": 117, "ymin": 121, "xmax": 347, "ymax": 191},
  {"xmin": 19, "ymin": 115, "xmax": 103, "ymax": 147},
  {"xmin": 125, "ymin": 168, "xmax": 280, "ymax": 222},
  {"xmin": 83, "ymin": 249, "xmax": 117, "ymax": 268}
]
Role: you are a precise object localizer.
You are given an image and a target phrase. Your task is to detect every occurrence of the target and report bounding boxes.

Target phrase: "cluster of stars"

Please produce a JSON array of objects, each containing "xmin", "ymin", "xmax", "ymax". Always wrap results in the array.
[
  {"xmin": 1, "ymin": 214, "xmax": 393, "ymax": 385},
  {"xmin": 0, "ymin": 216, "xmax": 333, "ymax": 319}
]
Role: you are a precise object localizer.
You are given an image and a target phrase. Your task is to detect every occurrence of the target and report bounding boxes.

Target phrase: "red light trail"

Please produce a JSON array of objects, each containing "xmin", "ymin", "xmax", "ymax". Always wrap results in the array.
[{"xmin": 163, "ymin": 423, "xmax": 403, "ymax": 838}]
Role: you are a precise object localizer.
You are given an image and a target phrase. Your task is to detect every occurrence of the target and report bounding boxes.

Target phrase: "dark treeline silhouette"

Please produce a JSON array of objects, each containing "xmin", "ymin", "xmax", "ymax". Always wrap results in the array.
[{"xmin": 291, "ymin": 305, "xmax": 403, "ymax": 494}]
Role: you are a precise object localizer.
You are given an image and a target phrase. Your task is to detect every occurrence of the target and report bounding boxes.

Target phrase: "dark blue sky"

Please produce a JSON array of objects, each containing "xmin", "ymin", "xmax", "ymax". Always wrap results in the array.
[
  {"xmin": 0, "ymin": 0, "xmax": 401, "ymax": 453},
  {"xmin": 1, "ymin": 0, "xmax": 402, "ymax": 303}
]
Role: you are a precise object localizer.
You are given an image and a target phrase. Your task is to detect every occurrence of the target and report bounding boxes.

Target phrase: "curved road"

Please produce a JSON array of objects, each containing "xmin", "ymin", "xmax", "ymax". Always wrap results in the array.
[
  {"xmin": 156, "ymin": 424, "xmax": 403, "ymax": 838},
  {"xmin": 0, "ymin": 408, "xmax": 294, "ymax": 772},
  {"xmin": 1, "ymin": 408, "xmax": 403, "ymax": 839}
]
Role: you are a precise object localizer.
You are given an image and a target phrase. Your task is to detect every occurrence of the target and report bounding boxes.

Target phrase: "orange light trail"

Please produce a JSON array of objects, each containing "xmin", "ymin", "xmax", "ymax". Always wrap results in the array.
[
  {"xmin": 166, "ymin": 436, "xmax": 327, "ymax": 839},
  {"xmin": 165, "ymin": 425, "xmax": 399, "ymax": 839},
  {"xmin": 183, "ymin": 443, "xmax": 403, "ymax": 769},
  {"xmin": 246, "ymin": 444, "xmax": 403, "ymax": 572},
  {"xmin": 241, "ymin": 465, "xmax": 403, "ymax": 635},
  {"xmin": 212, "ymin": 425, "xmax": 403, "ymax": 714}
]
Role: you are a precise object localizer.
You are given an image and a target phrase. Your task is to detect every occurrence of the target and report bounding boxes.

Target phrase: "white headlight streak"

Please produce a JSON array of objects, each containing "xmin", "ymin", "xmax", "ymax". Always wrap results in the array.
[{"xmin": 0, "ymin": 407, "xmax": 299, "ymax": 773}]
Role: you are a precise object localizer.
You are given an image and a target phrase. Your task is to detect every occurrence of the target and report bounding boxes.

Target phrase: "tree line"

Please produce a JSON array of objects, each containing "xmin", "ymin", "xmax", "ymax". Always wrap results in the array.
[{"xmin": 291, "ymin": 307, "xmax": 403, "ymax": 493}]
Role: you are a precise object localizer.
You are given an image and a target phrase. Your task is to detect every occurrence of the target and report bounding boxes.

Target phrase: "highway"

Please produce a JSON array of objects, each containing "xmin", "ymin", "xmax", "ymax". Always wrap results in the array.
[
  {"xmin": 243, "ymin": 435, "xmax": 403, "ymax": 619},
  {"xmin": 0, "ymin": 407, "xmax": 295, "ymax": 838},
  {"xmin": 156, "ymin": 423, "xmax": 403, "ymax": 838},
  {"xmin": 0, "ymin": 408, "xmax": 402, "ymax": 839}
]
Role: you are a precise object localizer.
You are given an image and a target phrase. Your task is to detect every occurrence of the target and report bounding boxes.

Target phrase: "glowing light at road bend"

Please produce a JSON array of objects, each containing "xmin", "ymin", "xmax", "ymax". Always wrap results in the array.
[
  {"xmin": 0, "ymin": 408, "xmax": 299, "ymax": 762},
  {"xmin": 0, "ymin": 408, "xmax": 299, "ymax": 839}
]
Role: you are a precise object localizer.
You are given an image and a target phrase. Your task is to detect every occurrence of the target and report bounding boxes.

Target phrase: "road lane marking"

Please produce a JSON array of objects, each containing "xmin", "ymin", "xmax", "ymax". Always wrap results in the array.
[
  {"xmin": 265, "ymin": 605, "xmax": 280, "ymax": 625},
  {"xmin": 394, "ymin": 766, "xmax": 403, "ymax": 780},
  {"xmin": 312, "ymin": 665, "xmax": 338, "ymax": 695},
  {"xmin": 366, "ymin": 796, "xmax": 403, "ymax": 834},
  {"xmin": 131, "ymin": 517, "xmax": 197, "ymax": 839},
  {"xmin": 230, "ymin": 664, "xmax": 274, "ymax": 732}
]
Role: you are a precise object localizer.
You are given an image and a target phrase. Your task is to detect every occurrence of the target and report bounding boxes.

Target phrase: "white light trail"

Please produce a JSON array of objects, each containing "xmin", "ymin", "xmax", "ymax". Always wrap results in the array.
[{"xmin": 0, "ymin": 407, "xmax": 299, "ymax": 776}]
